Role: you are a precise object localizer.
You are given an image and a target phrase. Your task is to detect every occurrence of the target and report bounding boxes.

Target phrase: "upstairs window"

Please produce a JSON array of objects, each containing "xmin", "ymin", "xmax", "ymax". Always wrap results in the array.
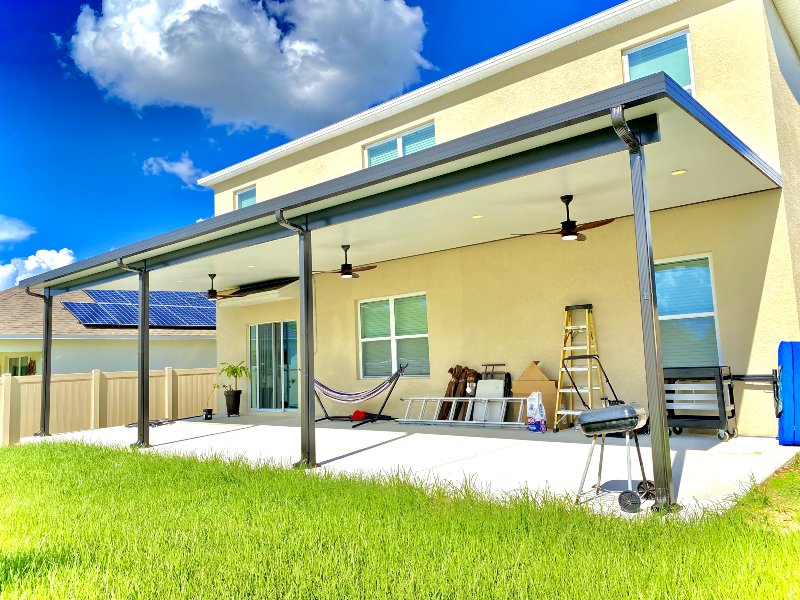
[
  {"xmin": 236, "ymin": 187, "xmax": 256, "ymax": 209},
  {"xmin": 655, "ymin": 256, "xmax": 721, "ymax": 368},
  {"xmin": 624, "ymin": 31, "xmax": 694, "ymax": 95},
  {"xmin": 359, "ymin": 293, "xmax": 430, "ymax": 377},
  {"xmin": 365, "ymin": 123, "xmax": 435, "ymax": 168}
]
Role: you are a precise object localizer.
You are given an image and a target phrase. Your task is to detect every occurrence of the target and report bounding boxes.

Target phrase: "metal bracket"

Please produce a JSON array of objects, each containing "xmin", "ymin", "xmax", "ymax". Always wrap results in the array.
[
  {"xmin": 611, "ymin": 106, "xmax": 641, "ymax": 152},
  {"xmin": 275, "ymin": 209, "xmax": 306, "ymax": 234},
  {"xmin": 117, "ymin": 258, "xmax": 145, "ymax": 274}
]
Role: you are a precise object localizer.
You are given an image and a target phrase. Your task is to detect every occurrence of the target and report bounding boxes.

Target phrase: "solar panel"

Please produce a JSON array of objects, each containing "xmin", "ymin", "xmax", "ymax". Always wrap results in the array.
[
  {"xmin": 62, "ymin": 302, "xmax": 117, "ymax": 326},
  {"xmin": 75, "ymin": 290, "xmax": 217, "ymax": 328},
  {"xmin": 101, "ymin": 303, "xmax": 139, "ymax": 326},
  {"xmin": 86, "ymin": 290, "xmax": 130, "ymax": 304}
]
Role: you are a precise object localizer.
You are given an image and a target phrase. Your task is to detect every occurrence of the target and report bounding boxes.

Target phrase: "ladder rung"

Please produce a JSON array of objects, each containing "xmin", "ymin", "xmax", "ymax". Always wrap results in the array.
[
  {"xmin": 565, "ymin": 325, "xmax": 587, "ymax": 330},
  {"xmin": 559, "ymin": 387, "xmax": 601, "ymax": 393},
  {"xmin": 560, "ymin": 366, "xmax": 598, "ymax": 372},
  {"xmin": 563, "ymin": 345, "xmax": 588, "ymax": 351},
  {"xmin": 556, "ymin": 409, "xmax": 584, "ymax": 416}
]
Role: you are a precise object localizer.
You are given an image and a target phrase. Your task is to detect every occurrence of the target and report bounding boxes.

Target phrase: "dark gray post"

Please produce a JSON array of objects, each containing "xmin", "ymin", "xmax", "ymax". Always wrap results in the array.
[
  {"xmin": 26, "ymin": 287, "xmax": 53, "ymax": 436},
  {"xmin": 118, "ymin": 259, "xmax": 150, "ymax": 448},
  {"xmin": 611, "ymin": 106, "xmax": 675, "ymax": 508},
  {"xmin": 137, "ymin": 268, "xmax": 150, "ymax": 448},
  {"xmin": 275, "ymin": 210, "xmax": 316, "ymax": 466}
]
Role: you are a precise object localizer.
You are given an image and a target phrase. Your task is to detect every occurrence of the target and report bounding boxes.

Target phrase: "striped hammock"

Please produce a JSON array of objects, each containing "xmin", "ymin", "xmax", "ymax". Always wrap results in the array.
[{"xmin": 314, "ymin": 367, "xmax": 405, "ymax": 404}]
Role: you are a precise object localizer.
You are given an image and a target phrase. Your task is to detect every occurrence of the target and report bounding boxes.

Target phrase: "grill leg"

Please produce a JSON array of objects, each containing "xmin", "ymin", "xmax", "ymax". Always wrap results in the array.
[
  {"xmin": 576, "ymin": 435, "xmax": 597, "ymax": 503},
  {"xmin": 595, "ymin": 434, "xmax": 605, "ymax": 495},
  {"xmin": 625, "ymin": 432, "xmax": 633, "ymax": 492}
]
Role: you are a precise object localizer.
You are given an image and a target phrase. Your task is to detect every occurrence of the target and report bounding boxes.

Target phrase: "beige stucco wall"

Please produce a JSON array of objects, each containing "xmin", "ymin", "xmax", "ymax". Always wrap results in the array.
[
  {"xmin": 765, "ymin": 0, "xmax": 800, "ymax": 315},
  {"xmin": 213, "ymin": 0, "xmax": 783, "ymax": 215},
  {"xmin": 216, "ymin": 190, "xmax": 798, "ymax": 437}
]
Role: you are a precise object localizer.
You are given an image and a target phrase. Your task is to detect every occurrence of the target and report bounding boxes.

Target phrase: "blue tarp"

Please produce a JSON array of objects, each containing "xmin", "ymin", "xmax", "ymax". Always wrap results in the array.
[{"xmin": 778, "ymin": 341, "xmax": 800, "ymax": 446}]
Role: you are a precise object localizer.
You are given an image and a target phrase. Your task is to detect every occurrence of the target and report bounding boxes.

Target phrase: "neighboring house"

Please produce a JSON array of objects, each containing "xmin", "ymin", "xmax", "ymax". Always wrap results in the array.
[
  {"xmin": 20, "ymin": 0, "xmax": 800, "ymax": 441},
  {"xmin": 0, "ymin": 287, "xmax": 215, "ymax": 375}
]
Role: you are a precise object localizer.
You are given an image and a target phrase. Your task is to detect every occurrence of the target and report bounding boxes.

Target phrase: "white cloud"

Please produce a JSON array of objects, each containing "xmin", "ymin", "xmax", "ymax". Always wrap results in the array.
[
  {"xmin": 70, "ymin": 0, "xmax": 428, "ymax": 136},
  {"xmin": 142, "ymin": 153, "xmax": 208, "ymax": 188},
  {"xmin": 0, "ymin": 249, "xmax": 76, "ymax": 291},
  {"xmin": 0, "ymin": 215, "xmax": 36, "ymax": 244}
]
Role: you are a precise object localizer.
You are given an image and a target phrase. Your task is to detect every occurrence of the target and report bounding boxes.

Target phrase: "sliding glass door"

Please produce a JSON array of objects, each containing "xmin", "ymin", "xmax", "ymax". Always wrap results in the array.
[{"xmin": 249, "ymin": 321, "xmax": 298, "ymax": 411}]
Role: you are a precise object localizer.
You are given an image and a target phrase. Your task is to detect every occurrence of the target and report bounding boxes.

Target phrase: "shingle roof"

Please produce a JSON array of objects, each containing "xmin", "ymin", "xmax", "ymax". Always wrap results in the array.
[{"xmin": 0, "ymin": 287, "xmax": 214, "ymax": 337}]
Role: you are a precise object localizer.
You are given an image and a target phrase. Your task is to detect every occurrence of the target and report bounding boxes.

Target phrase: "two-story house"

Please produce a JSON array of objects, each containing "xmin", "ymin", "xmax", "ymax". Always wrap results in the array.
[{"xmin": 20, "ymin": 0, "xmax": 800, "ymax": 499}]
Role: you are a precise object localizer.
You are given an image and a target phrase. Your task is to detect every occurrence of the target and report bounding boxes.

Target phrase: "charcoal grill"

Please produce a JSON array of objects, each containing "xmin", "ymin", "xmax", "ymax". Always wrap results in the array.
[
  {"xmin": 564, "ymin": 355, "xmax": 653, "ymax": 512},
  {"xmin": 575, "ymin": 404, "xmax": 652, "ymax": 512}
]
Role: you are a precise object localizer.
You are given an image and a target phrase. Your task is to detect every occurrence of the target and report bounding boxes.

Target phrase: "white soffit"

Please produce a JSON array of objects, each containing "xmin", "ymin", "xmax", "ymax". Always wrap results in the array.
[
  {"xmin": 197, "ymin": 0, "xmax": 679, "ymax": 188},
  {"xmin": 773, "ymin": 0, "xmax": 800, "ymax": 54}
]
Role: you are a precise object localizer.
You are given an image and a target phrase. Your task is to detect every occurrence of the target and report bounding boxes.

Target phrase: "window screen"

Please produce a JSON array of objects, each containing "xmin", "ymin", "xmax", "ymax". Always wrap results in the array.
[
  {"xmin": 627, "ymin": 33, "xmax": 692, "ymax": 92},
  {"xmin": 366, "ymin": 124, "xmax": 435, "ymax": 168},
  {"xmin": 237, "ymin": 187, "xmax": 256, "ymax": 209},
  {"xmin": 655, "ymin": 258, "xmax": 720, "ymax": 367},
  {"xmin": 359, "ymin": 294, "xmax": 430, "ymax": 377}
]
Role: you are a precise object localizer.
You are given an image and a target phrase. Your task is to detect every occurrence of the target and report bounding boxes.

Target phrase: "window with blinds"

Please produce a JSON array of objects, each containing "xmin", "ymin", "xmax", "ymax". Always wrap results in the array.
[
  {"xmin": 365, "ymin": 124, "xmax": 435, "ymax": 168},
  {"xmin": 624, "ymin": 32, "xmax": 694, "ymax": 94},
  {"xmin": 654, "ymin": 257, "xmax": 720, "ymax": 368},
  {"xmin": 359, "ymin": 293, "xmax": 430, "ymax": 377},
  {"xmin": 236, "ymin": 187, "xmax": 256, "ymax": 209}
]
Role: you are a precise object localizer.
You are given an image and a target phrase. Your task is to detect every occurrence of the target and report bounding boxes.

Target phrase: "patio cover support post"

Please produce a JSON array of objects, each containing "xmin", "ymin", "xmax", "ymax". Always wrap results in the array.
[
  {"xmin": 25, "ymin": 287, "xmax": 52, "ymax": 436},
  {"xmin": 118, "ymin": 259, "xmax": 150, "ymax": 448},
  {"xmin": 275, "ymin": 210, "xmax": 316, "ymax": 467},
  {"xmin": 611, "ymin": 106, "xmax": 675, "ymax": 509}
]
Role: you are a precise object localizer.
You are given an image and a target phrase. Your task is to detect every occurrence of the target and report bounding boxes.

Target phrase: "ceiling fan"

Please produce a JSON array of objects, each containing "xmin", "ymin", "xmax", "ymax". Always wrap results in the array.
[
  {"xmin": 512, "ymin": 194, "xmax": 615, "ymax": 241},
  {"xmin": 206, "ymin": 274, "xmax": 245, "ymax": 300},
  {"xmin": 326, "ymin": 245, "xmax": 377, "ymax": 279}
]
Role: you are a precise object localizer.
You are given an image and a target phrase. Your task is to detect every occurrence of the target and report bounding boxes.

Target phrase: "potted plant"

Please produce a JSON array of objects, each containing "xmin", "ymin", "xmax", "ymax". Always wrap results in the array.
[{"xmin": 212, "ymin": 361, "xmax": 251, "ymax": 417}]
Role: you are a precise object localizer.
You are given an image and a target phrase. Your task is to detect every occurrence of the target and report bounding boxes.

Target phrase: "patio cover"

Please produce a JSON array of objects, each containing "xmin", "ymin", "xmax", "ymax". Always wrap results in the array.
[{"xmin": 21, "ymin": 73, "xmax": 781, "ymax": 508}]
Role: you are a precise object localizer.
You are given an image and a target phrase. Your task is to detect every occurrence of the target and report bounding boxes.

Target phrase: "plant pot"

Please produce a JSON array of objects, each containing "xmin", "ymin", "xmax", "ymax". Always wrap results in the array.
[{"xmin": 224, "ymin": 390, "xmax": 241, "ymax": 417}]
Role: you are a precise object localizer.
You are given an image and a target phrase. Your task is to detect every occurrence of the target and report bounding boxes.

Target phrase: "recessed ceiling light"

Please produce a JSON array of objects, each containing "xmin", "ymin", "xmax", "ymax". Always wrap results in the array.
[
  {"xmin": 176, "ymin": 280, "xmax": 183, "ymax": 283},
  {"xmin": 472, "ymin": 214, "xmax": 484, "ymax": 219},
  {"xmin": 670, "ymin": 169, "xmax": 688, "ymax": 176},
  {"xmin": 247, "ymin": 265, "xmax": 256, "ymax": 268}
]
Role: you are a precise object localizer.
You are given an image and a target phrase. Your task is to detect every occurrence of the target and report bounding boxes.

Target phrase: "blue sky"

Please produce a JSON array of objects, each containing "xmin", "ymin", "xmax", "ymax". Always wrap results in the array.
[{"xmin": 0, "ymin": 0, "xmax": 620, "ymax": 289}]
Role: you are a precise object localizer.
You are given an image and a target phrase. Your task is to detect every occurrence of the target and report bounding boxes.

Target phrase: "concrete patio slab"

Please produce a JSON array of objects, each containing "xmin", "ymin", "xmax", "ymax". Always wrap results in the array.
[{"xmin": 23, "ymin": 413, "xmax": 798, "ymax": 515}]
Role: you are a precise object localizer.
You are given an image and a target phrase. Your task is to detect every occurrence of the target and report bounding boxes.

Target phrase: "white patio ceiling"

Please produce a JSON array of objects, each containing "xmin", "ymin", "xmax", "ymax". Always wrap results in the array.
[
  {"xmin": 89, "ymin": 97, "xmax": 777, "ymax": 298},
  {"xmin": 22, "ymin": 76, "xmax": 779, "ymax": 297}
]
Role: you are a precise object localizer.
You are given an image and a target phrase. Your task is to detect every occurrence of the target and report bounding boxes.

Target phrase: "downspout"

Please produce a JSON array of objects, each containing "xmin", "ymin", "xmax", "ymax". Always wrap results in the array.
[
  {"xmin": 611, "ymin": 105, "xmax": 676, "ymax": 509},
  {"xmin": 24, "ymin": 286, "xmax": 53, "ymax": 437},
  {"xmin": 275, "ymin": 210, "xmax": 317, "ymax": 467},
  {"xmin": 117, "ymin": 258, "xmax": 150, "ymax": 448}
]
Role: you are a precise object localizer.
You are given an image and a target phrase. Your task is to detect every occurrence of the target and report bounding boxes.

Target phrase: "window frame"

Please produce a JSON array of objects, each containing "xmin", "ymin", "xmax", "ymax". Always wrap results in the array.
[
  {"xmin": 358, "ymin": 291, "xmax": 430, "ymax": 379},
  {"xmin": 623, "ymin": 29, "xmax": 695, "ymax": 96},
  {"xmin": 235, "ymin": 186, "xmax": 257, "ymax": 210},
  {"xmin": 655, "ymin": 253, "xmax": 723, "ymax": 366},
  {"xmin": 362, "ymin": 122, "xmax": 435, "ymax": 169},
  {"xmin": 7, "ymin": 356, "xmax": 31, "ymax": 376}
]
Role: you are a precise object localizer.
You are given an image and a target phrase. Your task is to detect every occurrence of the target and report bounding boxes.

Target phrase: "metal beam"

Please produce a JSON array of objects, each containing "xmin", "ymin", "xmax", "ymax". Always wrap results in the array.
[
  {"xmin": 611, "ymin": 105, "xmax": 675, "ymax": 509},
  {"xmin": 275, "ymin": 211, "xmax": 316, "ymax": 466},
  {"xmin": 118, "ymin": 259, "xmax": 150, "ymax": 448},
  {"xmin": 25, "ymin": 287, "xmax": 52, "ymax": 436}
]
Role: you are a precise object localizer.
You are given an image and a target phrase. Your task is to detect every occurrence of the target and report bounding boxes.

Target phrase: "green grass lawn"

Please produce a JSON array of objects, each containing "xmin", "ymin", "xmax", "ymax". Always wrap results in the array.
[{"xmin": 1, "ymin": 443, "xmax": 799, "ymax": 599}]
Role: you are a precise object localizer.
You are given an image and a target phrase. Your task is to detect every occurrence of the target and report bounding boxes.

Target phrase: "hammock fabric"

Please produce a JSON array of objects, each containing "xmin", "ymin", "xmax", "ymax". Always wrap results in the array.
[
  {"xmin": 314, "ymin": 365, "xmax": 406, "ymax": 428},
  {"xmin": 314, "ymin": 368, "xmax": 403, "ymax": 403}
]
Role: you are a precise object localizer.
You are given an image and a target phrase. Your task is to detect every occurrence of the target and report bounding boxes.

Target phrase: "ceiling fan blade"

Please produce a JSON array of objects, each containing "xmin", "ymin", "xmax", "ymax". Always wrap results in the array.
[
  {"xmin": 511, "ymin": 228, "xmax": 563, "ymax": 237},
  {"xmin": 576, "ymin": 233, "xmax": 588, "ymax": 242},
  {"xmin": 575, "ymin": 218, "xmax": 615, "ymax": 232},
  {"xmin": 351, "ymin": 264, "xmax": 377, "ymax": 272}
]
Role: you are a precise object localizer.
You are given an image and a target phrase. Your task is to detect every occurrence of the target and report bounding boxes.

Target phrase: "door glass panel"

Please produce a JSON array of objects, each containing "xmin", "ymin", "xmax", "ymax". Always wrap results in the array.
[
  {"xmin": 283, "ymin": 321, "xmax": 298, "ymax": 409},
  {"xmin": 256, "ymin": 323, "xmax": 278, "ymax": 409}
]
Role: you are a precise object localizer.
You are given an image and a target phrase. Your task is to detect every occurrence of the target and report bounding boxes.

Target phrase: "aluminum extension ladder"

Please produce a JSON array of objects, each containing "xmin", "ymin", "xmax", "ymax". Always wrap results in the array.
[{"xmin": 553, "ymin": 304, "xmax": 604, "ymax": 431}]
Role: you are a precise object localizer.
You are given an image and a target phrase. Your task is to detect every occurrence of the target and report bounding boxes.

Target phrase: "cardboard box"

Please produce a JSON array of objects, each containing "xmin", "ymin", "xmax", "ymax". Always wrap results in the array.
[{"xmin": 511, "ymin": 361, "xmax": 558, "ymax": 425}]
